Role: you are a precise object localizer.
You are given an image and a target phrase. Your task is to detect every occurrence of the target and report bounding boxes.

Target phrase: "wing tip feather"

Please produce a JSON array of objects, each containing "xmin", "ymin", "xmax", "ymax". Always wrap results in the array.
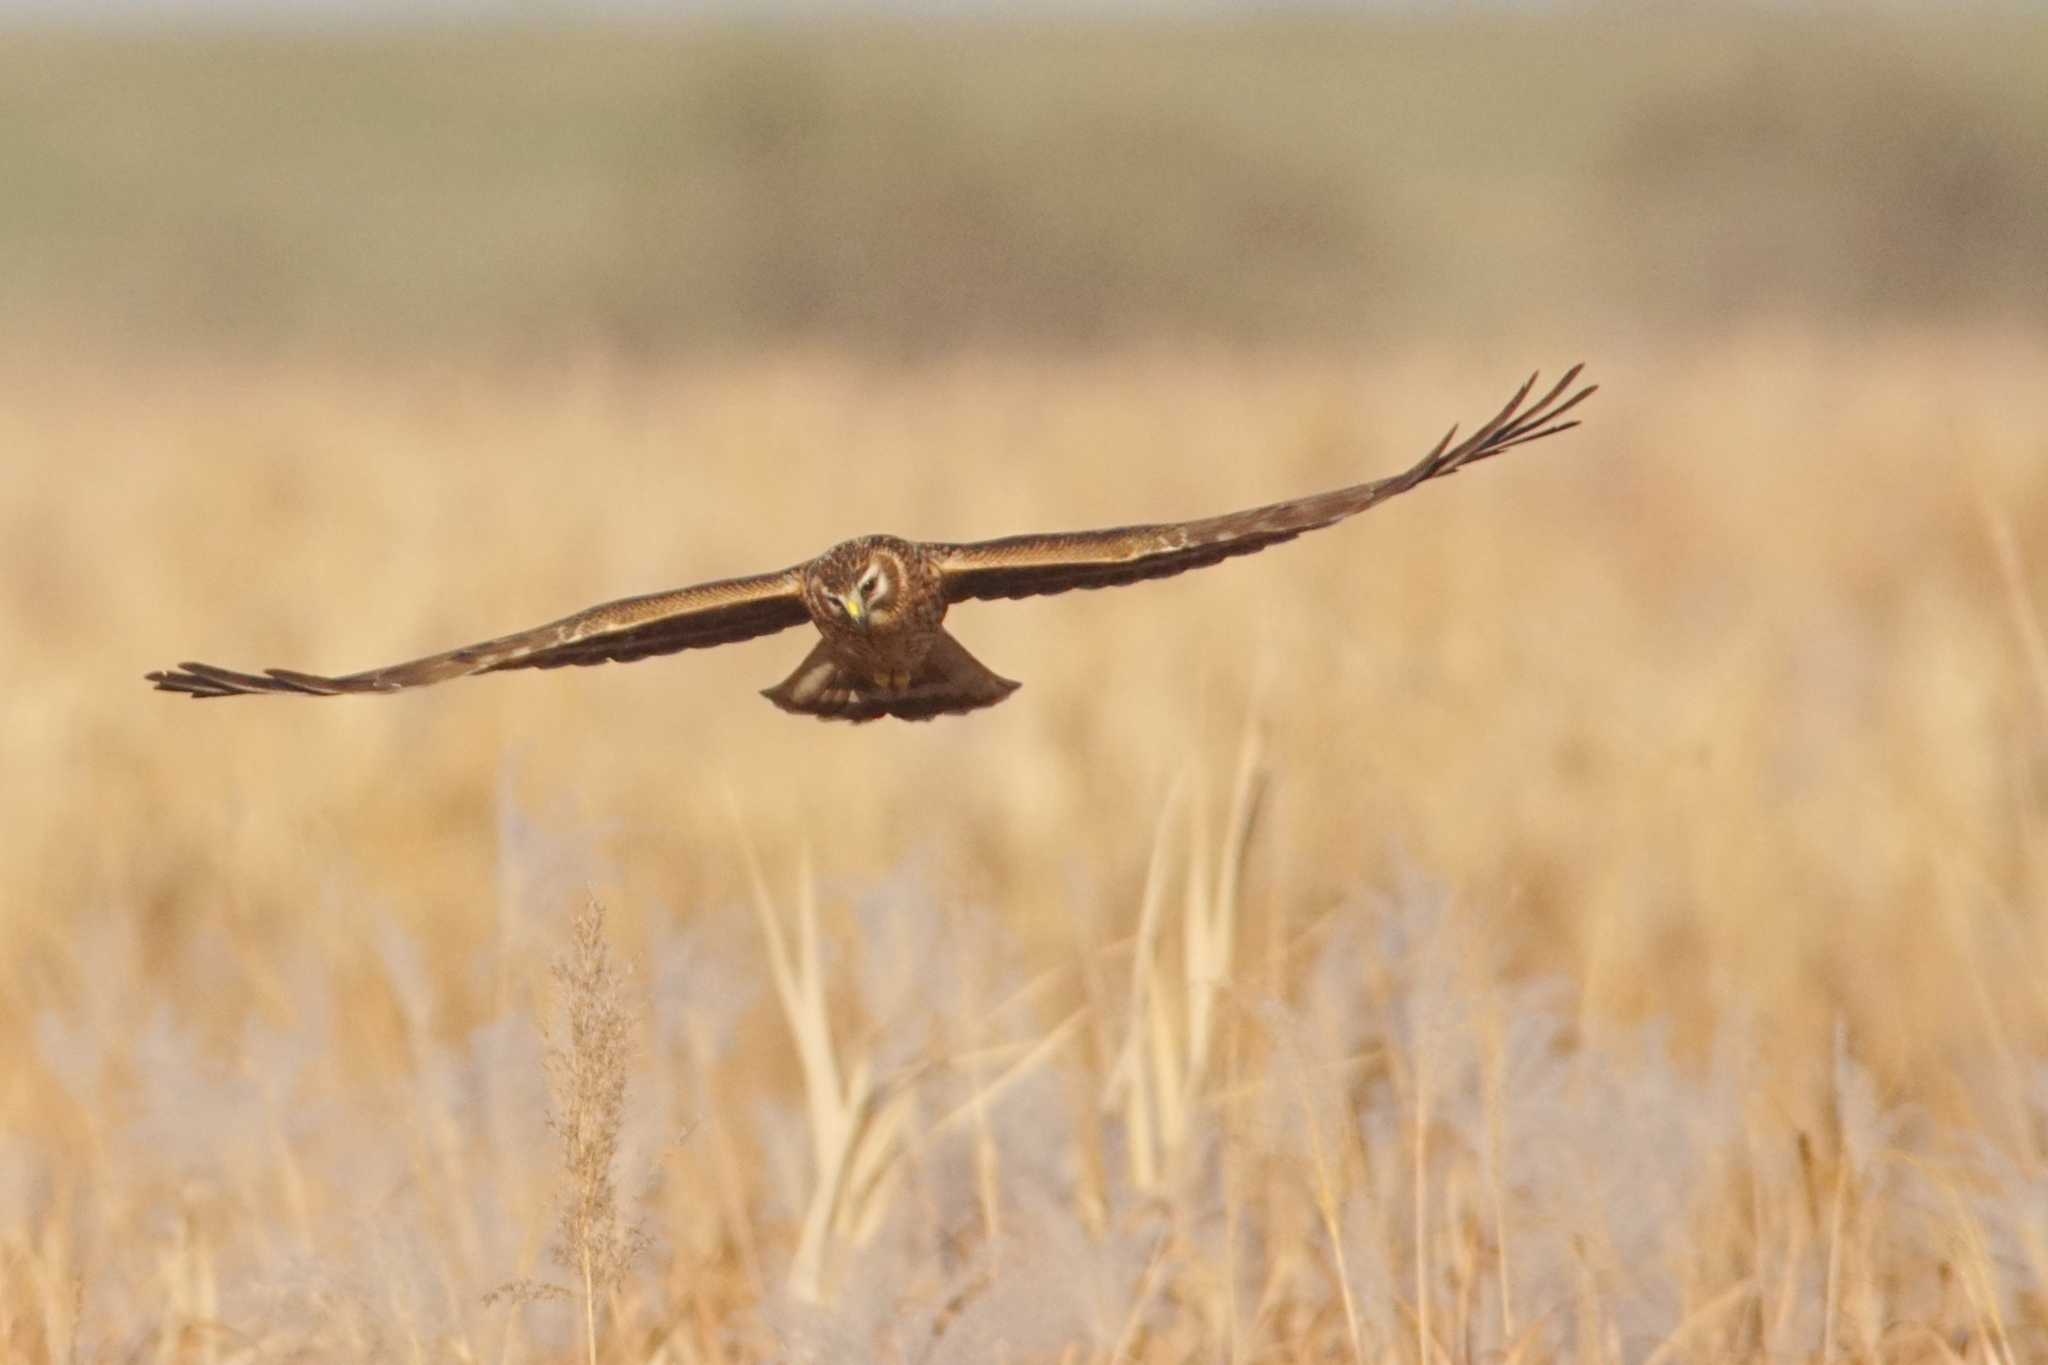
[{"xmin": 144, "ymin": 659, "xmax": 342, "ymax": 698}]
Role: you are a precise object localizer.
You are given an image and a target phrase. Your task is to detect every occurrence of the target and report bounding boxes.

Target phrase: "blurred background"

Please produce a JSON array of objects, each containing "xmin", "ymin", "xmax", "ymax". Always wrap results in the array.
[
  {"xmin": 6, "ymin": 8, "xmax": 2048, "ymax": 354},
  {"xmin": 5, "ymin": 3, "xmax": 2048, "ymax": 1359}
]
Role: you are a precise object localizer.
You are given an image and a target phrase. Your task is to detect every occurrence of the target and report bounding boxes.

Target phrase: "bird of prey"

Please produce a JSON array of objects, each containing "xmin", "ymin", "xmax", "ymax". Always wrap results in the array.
[{"xmin": 148, "ymin": 366, "xmax": 1594, "ymax": 723}]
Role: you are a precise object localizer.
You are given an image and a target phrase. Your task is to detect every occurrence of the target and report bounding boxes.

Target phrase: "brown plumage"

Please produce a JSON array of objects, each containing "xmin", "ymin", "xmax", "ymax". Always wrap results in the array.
[{"xmin": 148, "ymin": 365, "xmax": 1594, "ymax": 723}]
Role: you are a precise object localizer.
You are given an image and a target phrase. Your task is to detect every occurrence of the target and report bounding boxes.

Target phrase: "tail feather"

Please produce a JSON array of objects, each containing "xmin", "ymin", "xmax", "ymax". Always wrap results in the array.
[{"xmin": 762, "ymin": 630, "xmax": 1019, "ymax": 724}]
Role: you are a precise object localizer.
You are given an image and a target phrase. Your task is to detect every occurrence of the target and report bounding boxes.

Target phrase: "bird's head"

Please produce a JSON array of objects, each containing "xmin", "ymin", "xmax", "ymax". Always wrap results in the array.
[{"xmin": 815, "ymin": 543, "xmax": 905, "ymax": 632}]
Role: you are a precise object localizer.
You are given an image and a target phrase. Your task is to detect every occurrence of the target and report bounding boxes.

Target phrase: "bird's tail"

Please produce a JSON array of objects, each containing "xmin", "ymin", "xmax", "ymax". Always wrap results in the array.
[{"xmin": 761, "ymin": 629, "xmax": 1019, "ymax": 724}]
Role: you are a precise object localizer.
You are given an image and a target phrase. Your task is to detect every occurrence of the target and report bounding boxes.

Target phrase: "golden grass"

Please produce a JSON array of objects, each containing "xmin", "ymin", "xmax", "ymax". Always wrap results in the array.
[{"xmin": 4, "ymin": 331, "xmax": 2048, "ymax": 1359}]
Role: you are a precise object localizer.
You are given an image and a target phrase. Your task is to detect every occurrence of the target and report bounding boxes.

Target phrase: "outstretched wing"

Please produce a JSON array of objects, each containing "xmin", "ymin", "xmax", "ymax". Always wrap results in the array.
[
  {"xmin": 932, "ymin": 365, "xmax": 1594, "ymax": 603},
  {"xmin": 148, "ymin": 567, "xmax": 810, "ymax": 698}
]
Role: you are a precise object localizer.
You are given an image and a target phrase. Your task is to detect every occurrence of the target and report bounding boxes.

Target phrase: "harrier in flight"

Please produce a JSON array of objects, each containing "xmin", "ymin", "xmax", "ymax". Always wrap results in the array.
[{"xmin": 149, "ymin": 366, "xmax": 1594, "ymax": 723}]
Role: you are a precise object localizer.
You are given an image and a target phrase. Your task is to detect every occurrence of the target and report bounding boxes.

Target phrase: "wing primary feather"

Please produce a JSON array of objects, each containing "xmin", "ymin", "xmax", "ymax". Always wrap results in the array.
[{"xmin": 264, "ymin": 668, "xmax": 354, "ymax": 695}]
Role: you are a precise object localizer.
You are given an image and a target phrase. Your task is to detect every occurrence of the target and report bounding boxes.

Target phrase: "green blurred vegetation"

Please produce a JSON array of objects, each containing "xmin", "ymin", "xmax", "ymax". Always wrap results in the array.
[{"xmin": 3, "ymin": 11, "xmax": 2046, "ymax": 355}]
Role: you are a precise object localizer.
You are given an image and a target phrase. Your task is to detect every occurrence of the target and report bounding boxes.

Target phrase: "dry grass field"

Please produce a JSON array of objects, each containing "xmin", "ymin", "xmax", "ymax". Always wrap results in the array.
[
  {"xmin": 5, "ymin": 330, "xmax": 2048, "ymax": 1361},
  {"xmin": 6, "ymin": 10, "xmax": 2048, "ymax": 1363}
]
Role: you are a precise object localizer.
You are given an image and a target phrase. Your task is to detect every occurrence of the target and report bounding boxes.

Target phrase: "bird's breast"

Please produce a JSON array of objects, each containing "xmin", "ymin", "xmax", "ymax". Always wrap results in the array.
[{"xmin": 819, "ymin": 617, "xmax": 934, "ymax": 683}]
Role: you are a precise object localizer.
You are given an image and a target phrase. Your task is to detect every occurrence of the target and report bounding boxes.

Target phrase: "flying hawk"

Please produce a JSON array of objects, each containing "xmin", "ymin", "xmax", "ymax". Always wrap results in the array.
[{"xmin": 148, "ymin": 366, "xmax": 1594, "ymax": 723}]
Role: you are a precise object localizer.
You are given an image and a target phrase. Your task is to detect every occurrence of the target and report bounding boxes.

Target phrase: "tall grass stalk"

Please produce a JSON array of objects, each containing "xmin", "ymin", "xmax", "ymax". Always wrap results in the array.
[
  {"xmin": 738, "ymin": 836, "xmax": 917, "ymax": 1302},
  {"xmin": 1106, "ymin": 730, "xmax": 1266, "ymax": 1195},
  {"xmin": 487, "ymin": 898, "xmax": 640, "ymax": 1365},
  {"xmin": 1982, "ymin": 500, "xmax": 2048, "ymax": 729},
  {"xmin": 551, "ymin": 900, "xmax": 638, "ymax": 1365}
]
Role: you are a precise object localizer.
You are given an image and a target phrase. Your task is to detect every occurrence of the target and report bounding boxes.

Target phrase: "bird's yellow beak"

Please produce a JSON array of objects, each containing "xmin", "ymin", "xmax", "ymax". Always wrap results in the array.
[{"xmin": 840, "ymin": 592, "xmax": 867, "ymax": 627}]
